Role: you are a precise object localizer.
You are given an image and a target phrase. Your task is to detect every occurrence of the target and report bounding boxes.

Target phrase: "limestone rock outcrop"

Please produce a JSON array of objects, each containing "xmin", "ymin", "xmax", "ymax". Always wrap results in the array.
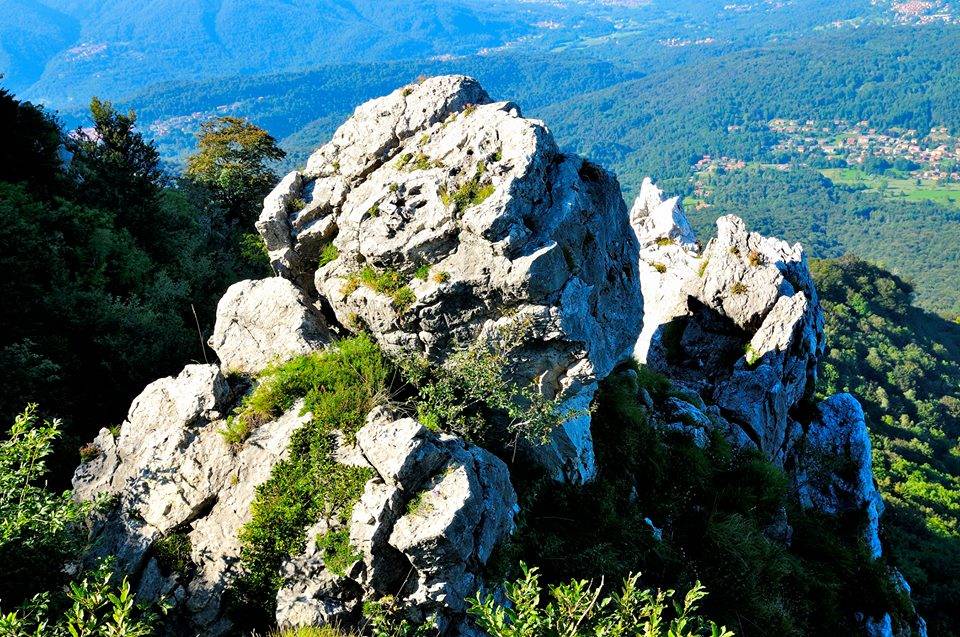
[
  {"xmin": 68, "ymin": 77, "xmax": 916, "ymax": 637},
  {"xmin": 275, "ymin": 411, "xmax": 516, "ymax": 633},
  {"xmin": 73, "ymin": 366, "xmax": 310, "ymax": 634},
  {"xmin": 790, "ymin": 393, "xmax": 884, "ymax": 558},
  {"xmin": 631, "ymin": 185, "xmax": 823, "ymax": 462},
  {"xmin": 257, "ymin": 75, "xmax": 643, "ymax": 482},
  {"xmin": 208, "ymin": 277, "xmax": 330, "ymax": 374}
]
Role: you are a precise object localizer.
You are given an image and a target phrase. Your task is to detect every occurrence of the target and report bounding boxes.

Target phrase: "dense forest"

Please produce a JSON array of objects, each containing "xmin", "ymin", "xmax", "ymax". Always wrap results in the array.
[
  {"xmin": 811, "ymin": 257, "xmax": 960, "ymax": 636},
  {"xmin": 0, "ymin": 87, "xmax": 274, "ymax": 482}
]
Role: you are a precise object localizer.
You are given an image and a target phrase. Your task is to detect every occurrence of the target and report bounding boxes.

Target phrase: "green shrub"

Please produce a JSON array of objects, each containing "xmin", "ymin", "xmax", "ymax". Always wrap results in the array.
[
  {"xmin": 496, "ymin": 370, "xmax": 904, "ymax": 637},
  {"xmin": 441, "ymin": 169, "xmax": 495, "ymax": 213},
  {"xmin": 316, "ymin": 529, "xmax": 363, "ymax": 576},
  {"xmin": 0, "ymin": 405, "xmax": 92, "ymax": 607},
  {"xmin": 469, "ymin": 563, "xmax": 733, "ymax": 637},
  {"xmin": 406, "ymin": 323, "xmax": 573, "ymax": 447},
  {"xmin": 229, "ymin": 337, "xmax": 388, "ymax": 625},
  {"xmin": 0, "ymin": 557, "xmax": 167, "ymax": 637},
  {"xmin": 413, "ymin": 264, "xmax": 431, "ymax": 280}
]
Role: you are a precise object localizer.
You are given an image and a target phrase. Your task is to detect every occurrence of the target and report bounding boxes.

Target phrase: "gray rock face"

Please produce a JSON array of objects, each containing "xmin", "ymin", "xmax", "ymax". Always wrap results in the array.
[
  {"xmin": 791, "ymin": 394, "xmax": 884, "ymax": 559},
  {"xmin": 208, "ymin": 277, "xmax": 330, "ymax": 374},
  {"xmin": 276, "ymin": 410, "xmax": 517, "ymax": 632},
  {"xmin": 72, "ymin": 363, "xmax": 310, "ymax": 635},
  {"xmin": 257, "ymin": 75, "xmax": 643, "ymax": 483},
  {"xmin": 631, "ymin": 186, "xmax": 823, "ymax": 461}
]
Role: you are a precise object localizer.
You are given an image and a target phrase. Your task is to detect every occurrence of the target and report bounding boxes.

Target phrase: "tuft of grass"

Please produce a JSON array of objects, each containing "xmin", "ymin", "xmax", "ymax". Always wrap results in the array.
[
  {"xmin": 388, "ymin": 182, "xmax": 399, "ymax": 193},
  {"xmin": 342, "ymin": 266, "xmax": 417, "ymax": 313},
  {"xmin": 413, "ymin": 264, "xmax": 431, "ymax": 280},
  {"xmin": 154, "ymin": 532, "xmax": 193, "ymax": 578},
  {"xmin": 731, "ymin": 282, "xmax": 748, "ymax": 295},
  {"xmin": 652, "ymin": 262, "xmax": 667, "ymax": 274},
  {"xmin": 220, "ymin": 415, "xmax": 257, "ymax": 447},
  {"xmin": 79, "ymin": 442, "xmax": 99, "ymax": 463},
  {"xmin": 366, "ymin": 204, "xmax": 380, "ymax": 218},
  {"xmin": 316, "ymin": 529, "xmax": 363, "ymax": 576},
  {"xmin": 463, "ymin": 103, "xmax": 477, "ymax": 116},
  {"xmin": 697, "ymin": 258, "xmax": 710, "ymax": 278},
  {"xmin": 406, "ymin": 490, "xmax": 434, "ymax": 517},
  {"xmin": 432, "ymin": 271, "xmax": 450, "ymax": 284},
  {"xmin": 748, "ymin": 250, "xmax": 764, "ymax": 267},
  {"xmin": 492, "ymin": 149, "xmax": 503, "ymax": 162},
  {"xmin": 745, "ymin": 343, "xmax": 761, "ymax": 367},
  {"xmin": 231, "ymin": 337, "xmax": 388, "ymax": 622},
  {"xmin": 318, "ymin": 242, "xmax": 339, "ymax": 267},
  {"xmin": 287, "ymin": 197, "xmax": 307, "ymax": 212},
  {"xmin": 655, "ymin": 237, "xmax": 676, "ymax": 247},
  {"xmin": 729, "ymin": 245, "xmax": 741, "ymax": 256},
  {"xmin": 395, "ymin": 153, "xmax": 413, "ymax": 170}
]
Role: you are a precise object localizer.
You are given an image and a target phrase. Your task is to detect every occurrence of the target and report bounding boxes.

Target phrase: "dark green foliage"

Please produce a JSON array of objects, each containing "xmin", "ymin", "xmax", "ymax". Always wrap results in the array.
[
  {"xmin": 153, "ymin": 532, "xmax": 194, "ymax": 578},
  {"xmin": 316, "ymin": 529, "xmax": 363, "ymax": 577},
  {"xmin": 811, "ymin": 256, "xmax": 960, "ymax": 635},
  {"xmin": 230, "ymin": 336, "xmax": 388, "ymax": 625},
  {"xmin": 497, "ymin": 370, "xmax": 907, "ymax": 637},
  {"xmin": 0, "ymin": 89, "xmax": 265, "ymax": 482}
]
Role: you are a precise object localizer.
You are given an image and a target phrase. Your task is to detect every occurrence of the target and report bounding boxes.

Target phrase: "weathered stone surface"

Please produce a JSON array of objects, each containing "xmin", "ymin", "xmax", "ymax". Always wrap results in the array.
[
  {"xmin": 209, "ymin": 277, "xmax": 330, "ymax": 374},
  {"xmin": 631, "ymin": 188, "xmax": 824, "ymax": 460},
  {"xmin": 791, "ymin": 393, "xmax": 884, "ymax": 559},
  {"xmin": 258, "ymin": 75, "xmax": 643, "ymax": 483},
  {"xmin": 72, "ymin": 364, "xmax": 310, "ymax": 635},
  {"xmin": 278, "ymin": 413, "xmax": 517, "ymax": 632}
]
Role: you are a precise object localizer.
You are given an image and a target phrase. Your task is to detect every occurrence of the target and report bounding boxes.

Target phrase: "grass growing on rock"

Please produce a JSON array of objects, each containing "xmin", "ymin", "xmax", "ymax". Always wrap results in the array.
[
  {"xmin": 342, "ymin": 266, "xmax": 417, "ymax": 313},
  {"xmin": 229, "ymin": 336, "xmax": 389, "ymax": 625}
]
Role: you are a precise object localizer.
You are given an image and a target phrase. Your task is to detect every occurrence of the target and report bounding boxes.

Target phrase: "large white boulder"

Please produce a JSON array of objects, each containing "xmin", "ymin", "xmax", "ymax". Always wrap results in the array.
[{"xmin": 257, "ymin": 75, "xmax": 643, "ymax": 483}]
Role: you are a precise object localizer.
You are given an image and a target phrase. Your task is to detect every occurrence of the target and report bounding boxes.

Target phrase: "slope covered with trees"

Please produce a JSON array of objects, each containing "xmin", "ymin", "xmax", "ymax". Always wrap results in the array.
[
  {"xmin": 0, "ymin": 87, "xmax": 276, "ymax": 479},
  {"xmin": 811, "ymin": 257, "xmax": 960, "ymax": 636}
]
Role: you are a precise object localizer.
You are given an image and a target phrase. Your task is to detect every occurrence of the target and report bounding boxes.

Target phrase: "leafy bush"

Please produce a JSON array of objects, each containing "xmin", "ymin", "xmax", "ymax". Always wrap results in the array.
[
  {"xmin": 404, "ymin": 323, "xmax": 572, "ymax": 448},
  {"xmin": 153, "ymin": 532, "xmax": 194, "ymax": 578},
  {"xmin": 0, "ymin": 558, "xmax": 167, "ymax": 637},
  {"xmin": 0, "ymin": 405, "xmax": 91, "ymax": 607},
  {"xmin": 229, "ymin": 336, "xmax": 389, "ymax": 625},
  {"xmin": 469, "ymin": 563, "xmax": 733, "ymax": 637},
  {"xmin": 316, "ymin": 529, "xmax": 362, "ymax": 577}
]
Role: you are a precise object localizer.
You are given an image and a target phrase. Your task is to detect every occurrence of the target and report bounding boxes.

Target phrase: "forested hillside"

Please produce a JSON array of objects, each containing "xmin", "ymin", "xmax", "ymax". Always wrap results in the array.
[
  {"xmin": 811, "ymin": 257, "xmax": 960, "ymax": 636},
  {"xmin": 0, "ymin": 88, "xmax": 275, "ymax": 479}
]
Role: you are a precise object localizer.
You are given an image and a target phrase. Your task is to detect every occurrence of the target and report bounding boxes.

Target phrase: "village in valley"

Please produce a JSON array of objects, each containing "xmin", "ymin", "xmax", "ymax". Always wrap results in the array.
[{"xmin": 689, "ymin": 118, "xmax": 960, "ymax": 211}]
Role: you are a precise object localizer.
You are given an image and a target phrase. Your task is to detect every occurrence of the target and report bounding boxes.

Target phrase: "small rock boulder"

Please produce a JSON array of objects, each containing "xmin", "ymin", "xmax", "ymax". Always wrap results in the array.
[{"xmin": 208, "ymin": 277, "xmax": 330, "ymax": 374}]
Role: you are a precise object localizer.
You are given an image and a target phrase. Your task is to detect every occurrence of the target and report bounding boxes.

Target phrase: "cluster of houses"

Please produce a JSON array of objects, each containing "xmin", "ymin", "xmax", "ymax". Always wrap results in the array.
[{"xmin": 768, "ymin": 119, "xmax": 960, "ymax": 181}]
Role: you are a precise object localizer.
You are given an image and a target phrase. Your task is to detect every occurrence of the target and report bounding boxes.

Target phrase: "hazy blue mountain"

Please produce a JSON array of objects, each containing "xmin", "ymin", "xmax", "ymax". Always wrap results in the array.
[{"xmin": 4, "ymin": 0, "xmax": 881, "ymax": 109}]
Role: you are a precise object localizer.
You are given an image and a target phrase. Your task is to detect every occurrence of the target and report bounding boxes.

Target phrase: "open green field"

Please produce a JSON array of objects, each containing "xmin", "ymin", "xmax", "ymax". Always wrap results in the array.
[{"xmin": 821, "ymin": 167, "xmax": 960, "ymax": 207}]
